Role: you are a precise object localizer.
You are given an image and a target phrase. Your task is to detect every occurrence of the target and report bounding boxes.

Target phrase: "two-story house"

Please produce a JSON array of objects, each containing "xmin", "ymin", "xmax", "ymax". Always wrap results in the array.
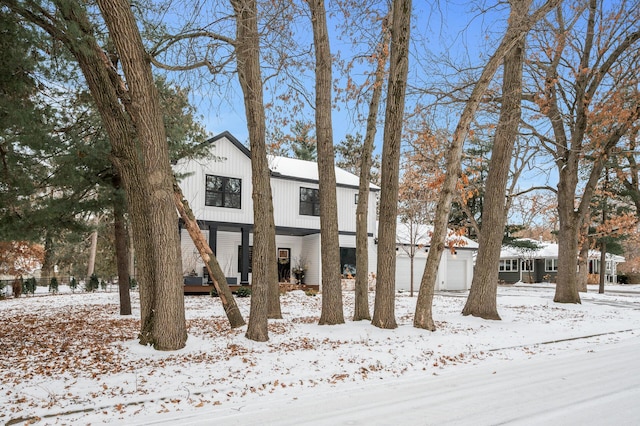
[{"xmin": 173, "ymin": 131, "xmax": 380, "ymax": 288}]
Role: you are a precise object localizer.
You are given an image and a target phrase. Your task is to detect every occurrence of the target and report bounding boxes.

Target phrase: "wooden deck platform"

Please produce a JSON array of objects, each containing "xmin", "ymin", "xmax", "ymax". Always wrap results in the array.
[{"xmin": 183, "ymin": 283, "xmax": 319, "ymax": 295}]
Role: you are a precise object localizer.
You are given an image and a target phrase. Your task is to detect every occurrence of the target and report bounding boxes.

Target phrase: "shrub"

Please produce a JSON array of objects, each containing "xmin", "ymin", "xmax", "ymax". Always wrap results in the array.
[
  {"xmin": 86, "ymin": 274, "xmax": 99, "ymax": 292},
  {"xmin": 235, "ymin": 286, "xmax": 251, "ymax": 297},
  {"xmin": 100, "ymin": 280, "xmax": 107, "ymax": 291},
  {"xmin": 210, "ymin": 287, "xmax": 219, "ymax": 297},
  {"xmin": 305, "ymin": 289, "xmax": 318, "ymax": 297},
  {"xmin": 24, "ymin": 278, "xmax": 37, "ymax": 295},
  {"xmin": 69, "ymin": 277, "xmax": 78, "ymax": 292},
  {"xmin": 129, "ymin": 277, "xmax": 137, "ymax": 289},
  {"xmin": 49, "ymin": 277, "xmax": 59, "ymax": 294}
]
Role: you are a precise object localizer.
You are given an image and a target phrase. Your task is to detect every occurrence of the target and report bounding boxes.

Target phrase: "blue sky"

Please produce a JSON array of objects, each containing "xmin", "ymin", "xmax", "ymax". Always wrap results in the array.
[{"xmin": 184, "ymin": 1, "xmax": 512, "ymax": 151}]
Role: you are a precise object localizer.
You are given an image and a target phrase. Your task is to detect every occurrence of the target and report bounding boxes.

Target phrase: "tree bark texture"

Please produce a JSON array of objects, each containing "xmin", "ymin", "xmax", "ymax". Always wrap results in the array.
[
  {"xmin": 10, "ymin": 0, "xmax": 188, "ymax": 349},
  {"xmin": 173, "ymin": 179, "xmax": 246, "ymax": 328},
  {"xmin": 414, "ymin": 0, "xmax": 560, "ymax": 330},
  {"xmin": 353, "ymin": 15, "xmax": 390, "ymax": 322},
  {"xmin": 371, "ymin": 0, "xmax": 411, "ymax": 330},
  {"xmin": 232, "ymin": 0, "xmax": 280, "ymax": 341},
  {"xmin": 577, "ymin": 222, "xmax": 589, "ymax": 293},
  {"xmin": 96, "ymin": 0, "xmax": 187, "ymax": 350},
  {"xmin": 544, "ymin": 1, "xmax": 640, "ymax": 303},
  {"xmin": 113, "ymin": 177, "xmax": 132, "ymax": 316},
  {"xmin": 308, "ymin": 0, "xmax": 344, "ymax": 325},
  {"xmin": 462, "ymin": 0, "xmax": 530, "ymax": 320},
  {"xmin": 39, "ymin": 1, "xmax": 162, "ymax": 344}
]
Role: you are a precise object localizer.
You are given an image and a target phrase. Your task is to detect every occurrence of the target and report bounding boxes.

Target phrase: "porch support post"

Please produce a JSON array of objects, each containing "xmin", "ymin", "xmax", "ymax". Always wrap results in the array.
[
  {"xmin": 208, "ymin": 225, "xmax": 218, "ymax": 255},
  {"xmin": 241, "ymin": 227, "xmax": 250, "ymax": 284}
]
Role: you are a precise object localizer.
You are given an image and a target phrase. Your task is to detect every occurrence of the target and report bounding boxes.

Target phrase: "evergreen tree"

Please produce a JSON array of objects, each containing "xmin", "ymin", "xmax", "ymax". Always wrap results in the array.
[{"xmin": 335, "ymin": 133, "xmax": 381, "ymax": 185}]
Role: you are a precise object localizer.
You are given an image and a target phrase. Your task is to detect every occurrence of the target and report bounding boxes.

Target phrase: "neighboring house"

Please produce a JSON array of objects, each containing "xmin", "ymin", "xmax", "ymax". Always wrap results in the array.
[
  {"xmin": 173, "ymin": 131, "xmax": 380, "ymax": 288},
  {"xmin": 393, "ymin": 222, "xmax": 478, "ymax": 292},
  {"xmin": 498, "ymin": 239, "xmax": 625, "ymax": 284}
]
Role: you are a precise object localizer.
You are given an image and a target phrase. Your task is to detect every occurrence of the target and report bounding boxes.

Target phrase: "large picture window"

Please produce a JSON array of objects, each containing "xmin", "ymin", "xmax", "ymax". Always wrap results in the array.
[
  {"xmin": 299, "ymin": 187, "xmax": 320, "ymax": 216},
  {"xmin": 205, "ymin": 175, "xmax": 241, "ymax": 208}
]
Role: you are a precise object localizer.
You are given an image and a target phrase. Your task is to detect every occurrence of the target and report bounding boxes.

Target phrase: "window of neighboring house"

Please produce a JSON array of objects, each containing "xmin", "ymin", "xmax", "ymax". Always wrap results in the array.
[
  {"xmin": 300, "ymin": 187, "xmax": 320, "ymax": 216},
  {"xmin": 238, "ymin": 245, "xmax": 253, "ymax": 273},
  {"xmin": 499, "ymin": 259, "xmax": 518, "ymax": 272},
  {"xmin": 205, "ymin": 175, "xmax": 241, "ymax": 209},
  {"xmin": 521, "ymin": 259, "xmax": 534, "ymax": 272},
  {"xmin": 545, "ymin": 258, "xmax": 558, "ymax": 272},
  {"xmin": 354, "ymin": 193, "xmax": 359, "ymax": 204}
]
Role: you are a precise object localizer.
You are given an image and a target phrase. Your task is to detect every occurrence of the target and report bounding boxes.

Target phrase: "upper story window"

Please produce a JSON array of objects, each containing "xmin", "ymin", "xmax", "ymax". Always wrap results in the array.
[
  {"xmin": 300, "ymin": 187, "xmax": 320, "ymax": 216},
  {"xmin": 205, "ymin": 175, "xmax": 241, "ymax": 209}
]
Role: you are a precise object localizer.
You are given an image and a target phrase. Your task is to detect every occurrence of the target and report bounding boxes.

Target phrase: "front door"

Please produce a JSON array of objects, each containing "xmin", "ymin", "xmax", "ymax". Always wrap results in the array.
[{"xmin": 278, "ymin": 248, "xmax": 291, "ymax": 283}]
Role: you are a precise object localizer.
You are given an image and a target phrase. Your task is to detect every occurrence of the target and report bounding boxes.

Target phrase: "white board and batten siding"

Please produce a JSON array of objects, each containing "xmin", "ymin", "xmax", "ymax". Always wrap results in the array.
[
  {"xmin": 174, "ymin": 138, "xmax": 254, "ymax": 225},
  {"xmin": 174, "ymin": 133, "xmax": 381, "ymax": 288}
]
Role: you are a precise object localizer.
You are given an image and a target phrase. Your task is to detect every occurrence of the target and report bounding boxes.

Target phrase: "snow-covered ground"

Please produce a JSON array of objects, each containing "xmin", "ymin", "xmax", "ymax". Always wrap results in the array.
[{"xmin": 1, "ymin": 283, "xmax": 639, "ymax": 425}]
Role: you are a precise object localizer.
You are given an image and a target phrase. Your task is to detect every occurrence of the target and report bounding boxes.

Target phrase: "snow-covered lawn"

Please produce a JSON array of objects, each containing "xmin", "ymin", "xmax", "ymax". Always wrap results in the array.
[{"xmin": 1, "ymin": 284, "xmax": 639, "ymax": 424}]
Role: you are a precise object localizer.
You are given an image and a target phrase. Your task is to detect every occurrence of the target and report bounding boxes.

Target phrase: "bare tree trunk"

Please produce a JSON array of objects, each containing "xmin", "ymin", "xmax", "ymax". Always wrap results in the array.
[
  {"xmin": 577, "ymin": 221, "xmax": 589, "ymax": 293},
  {"xmin": 414, "ymin": 0, "xmax": 560, "ymax": 330},
  {"xmin": 353, "ymin": 14, "xmax": 390, "ymax": 322},
  {"xmin": 173, "ymin": 179, "xmax": 246, "ymax": 328},
  {"xmin": 97, "ymin": 0, "xmax": 187, "ymax": 350},
  {"xmin": 462, "ymin": 0, "xmax": 530, "ymax": 320},
  {"xmin": 87, "ymin": 229, "xmax": 98, "ymax": 278},
  {"xmin": 371, "ymin": 0, "xmax": 412, "ymax": 330},
  {"xmin": 27, "ymin": 0, "xmax": 154, "ymax": 336},
  {"xmin": 113, "ymin": 176, "xmax": 131, "ymax": 315},
  {"xmin": 599, "ymin": 240, "xmax": 606, "ymax": 294},
  {"xmin": 231, "ymin": 0, "xmax": 280, "ymax": 341},
  {"xmin": 307, "ymin": 0, "xmax": 344, "ymax": 325}
]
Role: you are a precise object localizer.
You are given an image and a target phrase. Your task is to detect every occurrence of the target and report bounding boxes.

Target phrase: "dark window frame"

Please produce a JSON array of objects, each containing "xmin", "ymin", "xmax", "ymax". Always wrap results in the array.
[
  {"xmin": 205, "ymin": 175, "xmax": 242, "ymax": 209},
  {"xmin": 299, "ymin": 187, "xmax": 320, "ymax": 216},
  {"xmin": 238, "ymin": 245, "xmax": 253, "ymax": 273}
]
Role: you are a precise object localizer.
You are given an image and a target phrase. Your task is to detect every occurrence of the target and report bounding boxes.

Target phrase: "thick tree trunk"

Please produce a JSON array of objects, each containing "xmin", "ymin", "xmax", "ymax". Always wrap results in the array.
[
  {"xmin": 113, "ymin": 177, "xmax": 132, "ymax": 315},
  {"xmin": 231, "ymin": 0, "xmax": 280, "ymax": 341},
  {"xmin": 462, "ymin": 0, "xmax": 529, "ymax": 320},
  {"xmin": 25, "ymin": 0, "xmax": 165, "ymax": 346},
  {"xmin": 353, "ymin": 14, "xmax": 390, "ymax": 322},
  {"xmin": 97, "ymin": 0, "xmax": 187, "ymax": 349},
  {"xmin": 414, "ymin": 0, "xmax": 560, "ymax": 330},
  {"xmin": 173, "ymin": 180, "xmax": 246, "ymax": 327},
  {"xmin": 371, "ymin": 0, "xmax": 412, "ymax": 330},
  {"xmin": 307, "ymin": 0, "xmax": 344, "ymax": 325},
  {"xmin": 554, "ymin": 176, "xmax": 582, "ymax": 303}
]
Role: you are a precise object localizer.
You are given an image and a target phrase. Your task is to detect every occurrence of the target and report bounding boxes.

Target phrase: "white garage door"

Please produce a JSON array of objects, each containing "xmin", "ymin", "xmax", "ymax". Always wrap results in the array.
[{"xmin": 447, "ymin": 259, "xmax": 467, "ymax": 290}]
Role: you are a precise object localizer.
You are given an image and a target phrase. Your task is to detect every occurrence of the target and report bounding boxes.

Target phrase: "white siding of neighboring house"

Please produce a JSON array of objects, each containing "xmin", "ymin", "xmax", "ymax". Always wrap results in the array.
[{"xmin": 395, "ymin": 249, "xmax": 474, "ymax": 292}]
